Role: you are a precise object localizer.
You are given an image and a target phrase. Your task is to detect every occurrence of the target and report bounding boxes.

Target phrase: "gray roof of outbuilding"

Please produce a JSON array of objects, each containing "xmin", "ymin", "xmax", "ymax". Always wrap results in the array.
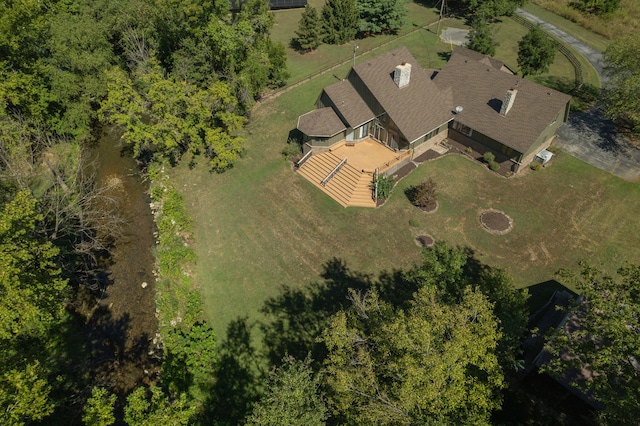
[
  {"xmin": 297, "ymin": 107, "xmax": 346, "ymax": 137},
  {"xmin": 351, "ymin": 46, "xmax": 454, "ymax": 142},
  {"xmin": 434, "ymin": 47, "xmax": 571, "ymax": 153},
  {"xmin": 323, "ymin": 80, "xmax": 376, "ymax": 129}
]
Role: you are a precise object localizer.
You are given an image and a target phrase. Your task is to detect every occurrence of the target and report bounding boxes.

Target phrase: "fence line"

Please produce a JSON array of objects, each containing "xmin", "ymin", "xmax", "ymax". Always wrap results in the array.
[{"xmin": 259, "ymin": 18, "xmax": 450, "ymax": 102}]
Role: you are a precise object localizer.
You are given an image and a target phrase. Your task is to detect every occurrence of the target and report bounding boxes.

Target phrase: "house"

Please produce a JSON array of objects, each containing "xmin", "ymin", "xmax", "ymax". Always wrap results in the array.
[{"xmin": 296, "ymin": 46, "xmax": 571, "ymax": 207}]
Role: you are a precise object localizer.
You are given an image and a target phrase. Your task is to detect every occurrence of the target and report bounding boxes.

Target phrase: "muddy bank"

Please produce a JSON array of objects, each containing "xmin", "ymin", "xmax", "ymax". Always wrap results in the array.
[{"xmin": 83, "ymin": 126, "xmax": 160, "ymax": 393}]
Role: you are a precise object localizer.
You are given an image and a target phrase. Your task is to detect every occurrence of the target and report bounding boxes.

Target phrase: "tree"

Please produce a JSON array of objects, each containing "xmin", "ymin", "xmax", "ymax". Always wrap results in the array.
[
  {"xmin": 321, "ymin": 0, "xmax": 358, "ymax": 45},
  {"xmin": 0, "ymin": 190, "xmax": 68, "ymax": 339},
  {"xmin": 99, "ymin": 61, "xmax": 245, "ymax": 170},
  {"xmin": 574, "ymin": 0, "xmax": 621, "ymax": 15},
  {"xmin": 544, "ymin": 264, "xmax": 640, "ymax": 425},
  {"xmin": 357, "ymin": 0, "xmax": 407, "ymax": 35},
  {"xmin": 405, "ymin": 177, "xmax": 438, "ymax": 210},
  {"xmin": 83, "ymin": 387, "xmax": 116, "ymax": 426},
  {"xmin": 321, "ymin": 286, "xmax": 504, "ymax": 424},
  {"xmin": 0, "ymin": 361, "xmax": 54, "ymax": 425},
  {"xmin": 124, "ymin": 385, "xmax": 196, "ymax": 426},
  {"xmin": 401, "ymin": 243, "xmax": 529, "ymax": 368},
  {"xmin": 602, "ymin": 34, "xmax": 640, "ymax": 136},
  {"xmin": 245, "ymin": 356, "xmax": 327, "ymax": 426},
  {"xmin": 294, "ymin": 5, "xmax": 323, "ymax": 52},
  {"xmin": 517, "ymin": 26, "xmax": 556, "ymax": 78},
  {"xmin": 466, "ymin": 17, "xmax": 498, "ymax": 57}
]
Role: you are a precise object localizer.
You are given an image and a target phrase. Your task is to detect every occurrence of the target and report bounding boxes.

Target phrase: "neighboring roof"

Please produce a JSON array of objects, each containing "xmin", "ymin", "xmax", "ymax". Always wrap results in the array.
[
  {"xmin": 297, "ymin": 107, "xmax": 346, "ymax": 137},
  {"xmin": 434, "ymin": 47, "xmax": 571, "ymax": 154},
  {"xmin": 452, "ymin": 46, "xmax": 514, "ymax": 73},
  {"xmin": 351, "ymin": 46, "xmax": 454, "ymax": 142},
  {"xmin": 323, "ymin": 80, "xmax": 376, "ymax": 129}
]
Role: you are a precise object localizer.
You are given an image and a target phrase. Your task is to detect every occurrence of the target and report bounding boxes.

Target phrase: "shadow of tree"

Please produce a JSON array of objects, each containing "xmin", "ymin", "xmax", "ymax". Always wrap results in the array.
[{"xmin": 204, "ymin": 317, "xmax": 262, "ymax": 425}]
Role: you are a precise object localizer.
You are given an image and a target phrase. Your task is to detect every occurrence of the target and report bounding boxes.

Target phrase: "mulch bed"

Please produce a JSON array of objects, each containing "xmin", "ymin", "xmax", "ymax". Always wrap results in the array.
[
  {"xmin": 480, "ymin": 209, "xmax": 513, "ymax": 234},
  {"xmin": 415, "ymin": 234, "xmax": 435, "ymax": 247},
  {"xmin": 417, "ymin": 200, "xmax": 438, "ymax": 213}
]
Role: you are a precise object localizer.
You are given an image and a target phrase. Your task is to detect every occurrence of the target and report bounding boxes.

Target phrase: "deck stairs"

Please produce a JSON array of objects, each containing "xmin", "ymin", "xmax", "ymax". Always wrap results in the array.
[{"xmin": 297, "ymin": 151, "xmax": 376, "ymax": 208}]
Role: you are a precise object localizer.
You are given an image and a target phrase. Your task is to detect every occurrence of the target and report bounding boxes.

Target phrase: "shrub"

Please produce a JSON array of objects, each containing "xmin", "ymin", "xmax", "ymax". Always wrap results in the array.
[
  {"xmin": 530, "ymin": 162, "xmax": 542, "ymax": 171},
  {"xmin": 406, "ymin": 177, "xmax": 438, "ymax": 209},
  {"xmin": 373, "ymin": 174, "xmax": 395, "ymax": 200},
  {"xmin": 465, "ymin": 146, "xmax": 473, "ymax": 154},
  {"xmin": 546, "ymin": 145, "xmax": 561, "ymax": 154},
  {"xmin": 408, "ymin": 218, "xmax": 420, "ymax": 227},
  {"xmin": 483, "ymin": 151, "xmax": 495, "ymax": 163},
  {"xmin": 489, "ymin": 161, "xmax": 500, "ymax": 171},
  {"xmin": 282, "ymin": 138, "xmax": 302, "ymax": 160}
]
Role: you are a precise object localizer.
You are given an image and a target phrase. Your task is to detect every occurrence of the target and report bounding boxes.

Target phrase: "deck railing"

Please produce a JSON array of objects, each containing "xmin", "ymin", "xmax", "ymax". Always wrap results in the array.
[
  {"xmin": 321, "ymin": 157, "xmax": 347, "ymax": 186},
  {"xmin": 295, "ymin": 150, "xmax": 314, "ymax": 169}
]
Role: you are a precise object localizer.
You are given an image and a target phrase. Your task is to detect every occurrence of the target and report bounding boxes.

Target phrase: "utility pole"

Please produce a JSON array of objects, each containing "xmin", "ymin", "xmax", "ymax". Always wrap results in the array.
[
  {"xmin": 436, "ymin": 0, "xmax": 446, "ymax": 36},
  {"xmin": 353, "ymin": 43, "xmax": 359, "ymax": 68}
]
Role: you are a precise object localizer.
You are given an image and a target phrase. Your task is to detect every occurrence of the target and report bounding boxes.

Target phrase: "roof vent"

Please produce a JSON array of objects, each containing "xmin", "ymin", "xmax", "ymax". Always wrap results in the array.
[
  {"xmin": 500, "ymin": 88, "xmax": 517, "ymax": 116},
  {"xmin": 394, "ymin": 63, "xmax": 412, "ymax": 88}
]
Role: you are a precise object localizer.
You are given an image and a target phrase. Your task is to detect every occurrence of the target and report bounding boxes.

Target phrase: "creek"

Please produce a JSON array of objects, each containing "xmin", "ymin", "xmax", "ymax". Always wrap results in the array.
[{"xmin": 84, "ymin": 126, "xmax": 160, "ymax": 392}]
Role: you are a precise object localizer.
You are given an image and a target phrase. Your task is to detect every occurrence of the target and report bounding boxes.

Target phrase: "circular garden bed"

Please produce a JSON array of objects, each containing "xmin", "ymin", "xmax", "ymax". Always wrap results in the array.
[
  {"xmin": 415, "ymin": 234, "xmax": 435, "ymax": 248},
  {"xmin": 479, "ymin": 209, "xmax": 513, "ymax": 234}
]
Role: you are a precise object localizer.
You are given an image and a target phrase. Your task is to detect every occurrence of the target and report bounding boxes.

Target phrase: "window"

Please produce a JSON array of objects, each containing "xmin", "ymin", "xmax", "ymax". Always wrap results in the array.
[{"xmin": 453, "ymin": 121, "xmax": 472, "ymax": 137}]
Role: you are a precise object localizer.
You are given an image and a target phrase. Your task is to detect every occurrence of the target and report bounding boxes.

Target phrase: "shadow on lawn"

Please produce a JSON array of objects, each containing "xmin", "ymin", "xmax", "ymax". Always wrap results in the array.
[{"xmin": 207, "ymin": 247, "xmax": 518, "ymax": 423}]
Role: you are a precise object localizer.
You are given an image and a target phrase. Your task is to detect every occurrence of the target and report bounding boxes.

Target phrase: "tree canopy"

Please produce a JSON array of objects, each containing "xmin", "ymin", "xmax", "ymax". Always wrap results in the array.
[
  {"xmin": 294, "ymin": 5, "xmax": 323, "ymax": 52},
  {"xmin": 321, "ymin": 286, "xmax": 504, "ymax": 425},
  {"xmin": 357, "ymin": 0, "xmax": 407, "ymax": 35},
  {"xmin": 517, "ymin": 26, "xmax": 556, "ymax": 77},
  {"xmin": 466, "ymin": 17, "xmax": 499, "ymax": 57},
  {"xmin": 602, "ymin": 34, "xmax": 640, "ymax": 136},
  {"xmin": 544, "ymin": 264, "xmax": 640, "ymax": 425},
  {"xmin": 322, "ymin": 0, "xmax": 359, "ymax": 44}
]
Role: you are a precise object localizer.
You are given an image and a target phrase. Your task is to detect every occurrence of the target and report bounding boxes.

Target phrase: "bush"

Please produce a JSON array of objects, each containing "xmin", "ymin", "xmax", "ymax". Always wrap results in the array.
[
  {"xmin": 530, "ymin": 162, "xmax": 542, "ymax": 171},
  {"xmin": 405, "ymin": 177, "xmax": 438, "ymax": 209},
  {"xmin": 465, "ymin": 146, "xmax": 473, "ymax": 154},
  {"xmin": 489, "ymin": 161, "xmax": 500, "ymax": 171},
  {"xmin": 408, "ymin": 218, "xmax": 420, "ymax": 227},
  {"xmin": 282, "ymin": 138, "xmax": 302, "ymax": 160},
  {"xmin": 483, "ymin": 151, "xmax": 495, "ymax": 163},
  {"xmin": 373, "ymin": 174, "xmax": 395, "ymax": 200}
]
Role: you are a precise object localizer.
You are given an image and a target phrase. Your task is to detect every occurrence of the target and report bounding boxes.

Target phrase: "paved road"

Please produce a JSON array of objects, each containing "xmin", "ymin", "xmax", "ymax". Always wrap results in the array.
[{"xmin": 517, "ymin": 9, "xmax": 640, "ymax": 182}]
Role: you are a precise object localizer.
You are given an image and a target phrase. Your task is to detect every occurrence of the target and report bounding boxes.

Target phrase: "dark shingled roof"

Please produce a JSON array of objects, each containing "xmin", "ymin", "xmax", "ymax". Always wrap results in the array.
[
  {"xmin": 452, "ymin": 46, "xmax": 514, "ymax": 73},
  {"xmin": 434, "ymin": 47, "xmax": 571, "ymax": 153},
  {"xmin": 352, "ymin": 46, "xmax": 454, "ymax": 142},
  {"xmin": 323, "ymin": 80, "xmax": 376, "ymax": 129},
  {"xmin": 297, "ymin": 107, "xmax": 346, "ymax": 137}
]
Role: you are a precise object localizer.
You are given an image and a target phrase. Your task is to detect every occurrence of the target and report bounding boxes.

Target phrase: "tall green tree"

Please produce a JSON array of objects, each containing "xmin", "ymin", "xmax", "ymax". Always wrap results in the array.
[
  {"xmin": 602, "ymin": 34, "xmax": 640, "ymax": 136},
  {"xmin": 321, "ymin": 0, "xmax": 358, "ymax": 45},
  {"xmin": 401, "ymin": 243, "xmax": 529, "ymax": 369},
  {"xmin": 83, "ymin": 387, "xmax": 117, "ymax": 426},
  {"xmin": 517, "ymin": 26, "xmax": 556, "ymax": 78},
  {"xmin": 544, "ymin": 264, "xmax": 640, "ymax": 425},
  {"xmin": 124, "ymin": 385, "xmax": 196, "ymax": 425},
  {"xmin": 466, "ymin": 17, "xmax": 499, "ymax": 56},
  {"xmin": 321, "ymin": 286, "xmax": 504, "ymax": 424},
  {"xmin": 245, "ymin": 357, "xmax": 327, "ymax": 426},
  {"xmin": 294, "ymin": 5, "xmax": 323, "ymax": 52},
  {"xmin": 357, "ymin": 0, "xmax": 407, "ymax": 35},
  {"xmin": 99, "ymin": 61, "xmax": 245, "ymax": 170}
]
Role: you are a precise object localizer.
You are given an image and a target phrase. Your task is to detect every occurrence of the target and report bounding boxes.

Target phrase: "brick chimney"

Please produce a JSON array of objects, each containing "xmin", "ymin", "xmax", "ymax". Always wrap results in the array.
[
  {"xmin": 500, "ymin": 88, "xmax": 517, "ymax": 115},
  {"xmin": 394, "ymin": 62, "xmax": 411, "ymax": 88}
]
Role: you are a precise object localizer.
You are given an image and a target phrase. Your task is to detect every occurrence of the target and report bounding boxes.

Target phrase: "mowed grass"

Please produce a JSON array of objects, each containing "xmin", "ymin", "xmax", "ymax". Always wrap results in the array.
[
  {"xmin": 170, "ymin": 5, "xmax": 636, "ymax": 337},
  {"xmin": 171, "ymin": 43, "xmax": 640, "ymax": 337}
]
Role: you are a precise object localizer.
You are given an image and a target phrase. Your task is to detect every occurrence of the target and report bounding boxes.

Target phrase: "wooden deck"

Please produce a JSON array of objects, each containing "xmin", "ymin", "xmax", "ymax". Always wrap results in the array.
[{"xmin": 296, "ymin": 138, "xmax": 412, "ymax": 208}]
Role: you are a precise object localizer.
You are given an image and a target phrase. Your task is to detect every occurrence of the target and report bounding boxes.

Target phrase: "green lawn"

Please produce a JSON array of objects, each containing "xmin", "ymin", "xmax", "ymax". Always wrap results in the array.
[
  {"xmin": 171, "ymin": 67, "xmax": 640, "ymax": 338},
  {"xmin": 169, "ymin": 4, "xmax": 639, "ymax": 338}
]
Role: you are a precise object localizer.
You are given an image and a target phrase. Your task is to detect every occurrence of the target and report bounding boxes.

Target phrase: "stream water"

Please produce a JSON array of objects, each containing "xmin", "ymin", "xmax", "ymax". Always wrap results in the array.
[{"xmin": 84, "ymin": 126, "xmax": 160, "ymax": 392}]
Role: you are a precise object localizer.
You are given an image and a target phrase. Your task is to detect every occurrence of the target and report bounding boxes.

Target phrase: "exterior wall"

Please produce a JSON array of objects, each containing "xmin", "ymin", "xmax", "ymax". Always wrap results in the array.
[
  {"xmin": 412, "ymin": 127, "xmax": 449, "ymax": 158},
  {"xmin": 448, "ymin": 128, "xmax": 516, "ymax": 164},
  {"xmin": 520, "ymin": 102, "xmax": 570, "ymax": 161},
  {"xmin": 303, "ymin": 132, "xmax": 344, "ymax": 147}
]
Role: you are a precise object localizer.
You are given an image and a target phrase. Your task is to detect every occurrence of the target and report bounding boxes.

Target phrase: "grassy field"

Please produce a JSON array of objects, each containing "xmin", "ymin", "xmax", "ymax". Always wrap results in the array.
[
  {"xmin": 169, "ymin": 3, "xmax": 639, "ymax": 338},
  {"xmin": 531, "ymin": 0, "xmax": 640, "ymax": 42}
]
